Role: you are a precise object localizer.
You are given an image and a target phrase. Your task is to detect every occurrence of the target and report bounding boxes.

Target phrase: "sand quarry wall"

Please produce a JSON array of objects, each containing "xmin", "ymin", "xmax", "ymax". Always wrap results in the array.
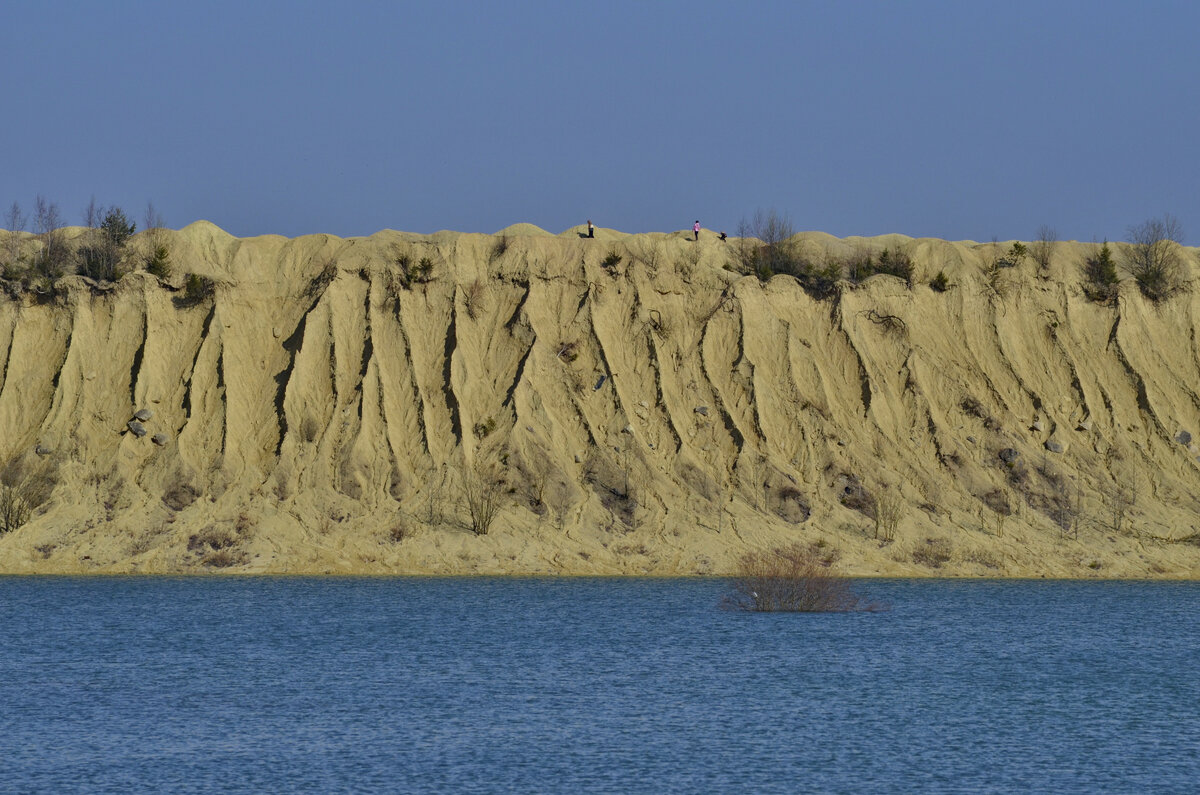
[{"xmin": 1, "ymin": 222, "xmax": 1200, "ymax": 576}]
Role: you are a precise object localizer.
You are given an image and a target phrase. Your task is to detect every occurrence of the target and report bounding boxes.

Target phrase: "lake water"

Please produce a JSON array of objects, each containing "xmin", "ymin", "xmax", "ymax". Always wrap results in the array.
[{"xmin": 1, "ymin": 578, "xmax": 1197, "ymax": 793}]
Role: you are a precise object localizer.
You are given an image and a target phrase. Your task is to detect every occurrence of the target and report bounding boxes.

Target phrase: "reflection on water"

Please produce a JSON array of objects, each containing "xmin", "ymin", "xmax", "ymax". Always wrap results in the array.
[{"xmin": 1, "ymin": 578, "xmax": 1197, "ymax": 792}]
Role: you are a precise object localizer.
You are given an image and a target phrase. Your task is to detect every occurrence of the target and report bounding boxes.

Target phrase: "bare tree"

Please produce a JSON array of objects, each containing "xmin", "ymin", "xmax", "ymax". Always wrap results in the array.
[
  {"xmin": 874, "ymin": 489, "xmax": 903, "ymax": 542},
  {"xmin": 1031, "ymin": 225, "xmax": 1059, "ymax": 273},
  {"xmin": 1124, "ymin": 214, "xmax": 1185, "ymax": 301},
  {"xmin": 32, "ymin": 196, "xmax": 67, "ymax": 278},
  {"xmin": 143, "ymin": 201, "xmax": 165, "ymax": 235},
  {"xmin": 737, "ymin": 208, "xmax": 797, "ymax": 277},
  {"xmin": 3, "ymin": 201, "xmax": 24, "ymax": 263},
  {"xmin": 83, "ymin": 196, "xmax": 102, "ymax": 231}
]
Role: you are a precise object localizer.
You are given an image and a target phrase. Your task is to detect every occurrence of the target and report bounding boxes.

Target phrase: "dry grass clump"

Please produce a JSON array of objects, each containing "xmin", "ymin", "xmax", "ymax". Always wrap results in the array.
[
  {"xmin": 724, "ymin": 543, "xmax": 883, "ymax": 613},
  {"xmin": 912, "ymin": 537, "xmax": 953, "ymax": 568},
  {"xmin": 963, "ymin": 547, "xmax": 1003, "ymax": 570},
  {"xmin": 188, "ymin": 524, "xmax": 246, "ymax": 568},
  {"xmin": 162, "ymin": 480, "xmax": 200, "ymax": 512}
]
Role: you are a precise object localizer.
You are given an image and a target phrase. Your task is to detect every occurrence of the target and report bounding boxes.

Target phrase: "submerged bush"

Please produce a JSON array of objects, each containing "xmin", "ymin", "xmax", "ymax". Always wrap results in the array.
[{"xmin": 724, "ymin": 543, "xmax": 883, "ymax": 612}]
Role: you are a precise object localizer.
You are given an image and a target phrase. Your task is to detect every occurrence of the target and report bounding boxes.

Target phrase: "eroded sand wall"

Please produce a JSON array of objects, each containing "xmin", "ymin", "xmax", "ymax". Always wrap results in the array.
[{"xmin": 1, "ymin": 222, "xmax": 1199, "ymax": 576}]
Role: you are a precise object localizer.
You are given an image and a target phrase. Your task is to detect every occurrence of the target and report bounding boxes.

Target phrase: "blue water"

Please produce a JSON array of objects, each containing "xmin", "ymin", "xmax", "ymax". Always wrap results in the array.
[{"xmin": 1, "ymin": 578, "xmax": 1198, "ymax": 793}]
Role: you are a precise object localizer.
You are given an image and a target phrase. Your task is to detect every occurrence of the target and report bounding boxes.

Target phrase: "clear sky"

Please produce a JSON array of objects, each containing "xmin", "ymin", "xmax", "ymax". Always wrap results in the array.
[{"xmin": 4, "ymin": 1, "xmax": 1198, "ymax": 242}]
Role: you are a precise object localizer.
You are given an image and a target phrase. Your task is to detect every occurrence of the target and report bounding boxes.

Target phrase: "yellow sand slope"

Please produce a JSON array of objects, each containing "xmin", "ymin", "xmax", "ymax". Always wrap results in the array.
[{"xmin": 1, "ymin": 223, "xmax": 1198, "ymax": 576}]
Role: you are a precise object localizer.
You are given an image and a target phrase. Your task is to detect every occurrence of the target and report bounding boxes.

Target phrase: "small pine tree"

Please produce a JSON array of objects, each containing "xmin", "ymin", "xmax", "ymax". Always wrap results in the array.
[
  {"xmin": 1084, "ymin": 242, "xmax": 1119, "ymax": 303},
  {"xmin": 146, "ymin": 244, "xmax": 171, "ymax": 279},
  {"xmin": 100, "ymin": 208, "xmax": 135, "ymax": 247}
]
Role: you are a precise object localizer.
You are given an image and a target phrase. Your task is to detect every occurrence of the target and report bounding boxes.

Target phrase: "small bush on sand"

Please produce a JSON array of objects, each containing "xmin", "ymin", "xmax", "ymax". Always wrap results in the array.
[
  {"xmin": 1124, "ymin": 215, "xmax": 1185, "ymax": 302},
  {"xmin": 0, "ymin": 485, "xmax": 32, "ymax": 534},
  {"xmin": 173, "ymin": 274, "xmax": 215, "ymax": 308},
  {"xmin": 912, "ymin": 537, "xmax": 953, "ymax": 568},
  {"xmin": 1083, "ymin": 242, "xmax": 1119, "ymax": 303},
  {"xmin": 724, "ymin": 543, "xmax": 883, "ymax": 612}
]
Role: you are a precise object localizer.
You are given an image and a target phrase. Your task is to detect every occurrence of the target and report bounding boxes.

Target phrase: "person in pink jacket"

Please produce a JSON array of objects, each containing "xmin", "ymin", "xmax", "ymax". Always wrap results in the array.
[{"xmin": 693, "ymin": 220, "xmax": 701, "ymax": 241}]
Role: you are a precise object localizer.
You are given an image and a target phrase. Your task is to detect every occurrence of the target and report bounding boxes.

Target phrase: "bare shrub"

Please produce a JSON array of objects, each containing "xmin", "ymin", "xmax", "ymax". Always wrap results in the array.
[
  {"xmin": 300, "ymin": 414, "xmax": 321, "ymax": 443},
  {"xmin": 1100, "ymin": 477, "xmax": 1137, "ymax": 535},
  {"xmin": 1031, "ymin": 225, "xmax": 1059, "ymax": 273},
  {"xmin": 1124, "ymin": 214, "xmax": 1185, "ymax": 301},
  {"xmin": 838, "ymin": 474, "xmax": 875, "ymax": 518},
  {"xmin": 960, "ymin": 395, "xmax": 988, "ymax": 419},
  {"xmin": 1, "ymin": 455, "xmax": 57, "ymax": 508},
  {"xmin": 912, "ymin": 537, "xmax": 953, "ymax": 568},
  {"xmin": 4, "ymin": 201, "xmax": 25, "ymax": 264},
  {"xmin": 512, "ymin": 446, "xmax": 556, "ymax": 516},
  {"xmin": 462, "ymin": 279, "xmax": 485, "ymax": 320},
  {"xmin": 489, "ymin": 234, "xmax": 509, "ymax": 263},
  {"xmin": 33, "ymin": 195, "xmax": 70, "ymax": 280},
  {"xmin": 0, "ymin": 485, "xmax": 31, "ymax": 534},
  {"xmin": 771, "ymin": 485, "xmax": 811, "ymax": 524},
  {"xmin": 388, "ymin": 520, "xmax": 413, "ymax": 543},
  {"xmin": 188, "ymin": 525, "xmax": 237, "ymax": 552},
  {"xmin": 460, "ymin": 451, "xmax": 505, "ymax": 535},
  {"xmin": 874, "ymin": 489, "xmax": 903, "ymax": 542},
  {"xmin": 163, "ymin": 479, "xmax": 200, "ymax": 512},
  {"xmin": 963, "ymin": 547, "xmax": 1002, "ymax": 569},
  {"xmin": 0, "ymin": 455, "xmax": 57, "ymax": 532},
  {"xmin": 724, "ymin": 542, "xmax": 883, "ymax": 612},
  {"xmin": 981, "ymin": 488, "xmax": 1012, "ymax": 536},
  {"xmin": 188, "ymin": 523, "xmax": 247, "ymax": 567}
]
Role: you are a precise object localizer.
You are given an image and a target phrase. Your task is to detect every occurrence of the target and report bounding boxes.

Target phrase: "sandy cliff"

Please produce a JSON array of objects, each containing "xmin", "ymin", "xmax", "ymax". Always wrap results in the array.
[{"xmin": 1, "ymin": 222, "xmax": 1199, "ymax": 576}]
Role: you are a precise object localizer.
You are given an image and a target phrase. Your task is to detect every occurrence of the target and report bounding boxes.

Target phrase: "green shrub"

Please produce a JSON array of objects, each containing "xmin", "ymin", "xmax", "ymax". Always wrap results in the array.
[
  {"xmin": 101, "ymin": 208, "xmax": 135, "ymax": 247},
  {"xmin": 174, "ymin": 273, "xmax": 215, "ymax": 307},
  {"xmin": 1083, "ymin": 242, "xmax": 1119, "ymax": 303},
  {"xmin": 846, "ymin": 247, "xmax": 915, "ymax": 285},
  {"xmin": 413, "ymin": 257, "xmax": 433, "ymax": 284},
  {"xmin": 930, "ymin": 270, "xmax": 950, "ymax": 292},
  {"xmin": 997, "ymin": 242, "xmax": 1027, "ymax": 268},
  {"xmin": 146, "ymin": 245, "xmax": 171, "ymax": 279},
  {"xmin": 601, "ymin": 251, "xmax": 623, "ymax": 269}
]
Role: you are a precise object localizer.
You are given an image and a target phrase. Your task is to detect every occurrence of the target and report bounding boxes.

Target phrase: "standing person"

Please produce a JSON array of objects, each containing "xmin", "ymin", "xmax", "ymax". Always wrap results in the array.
[
  {"xmin": 587, "ymin": 220, "xmax": 594, "ymax": 238},
  {"xmin": 693, "ymin": 220, "xmax": 701, "ymax": 241}
]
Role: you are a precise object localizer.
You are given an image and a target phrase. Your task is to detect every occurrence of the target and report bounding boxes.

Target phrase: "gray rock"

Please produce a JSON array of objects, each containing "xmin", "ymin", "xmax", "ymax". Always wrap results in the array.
[
  {"xmin": 998, "ymin": 447, "xmax": 1020, "ymax": 464},
  {"xmin": 151, "ymin": 433, "xmax": 170, "ymax": 446},
  {"xmin": 133, "ymin": 408, "xmax": 154, "ymax": 422},
  {"xmin": 1076, "ymin": 419, "xmax": 1092, "ymax": 432},
  {"xmin": 127, "ymin": 420, "xmax": 147, "ymax": 438},
  {"xmin": 1031, "ymin": 420, "xmax": 1044, "ymax": 432},
  {"xmin": 694, "ymin": 406, "xmax": 709, "ymax": 416},
  {"xmin": 1044, "ymin": 439, "xmax": 1064, "ymax": 454},
  {"xmin": 966, "ymin": 435, "xmax": 977, "ymax": 445},
  {"xmin": 34, "ymin": 444, "xmax": 51, "ymax": 456},
  {"xmin": 1176, "ymin": 430, "xmax": 1192, "ymax": 446}
]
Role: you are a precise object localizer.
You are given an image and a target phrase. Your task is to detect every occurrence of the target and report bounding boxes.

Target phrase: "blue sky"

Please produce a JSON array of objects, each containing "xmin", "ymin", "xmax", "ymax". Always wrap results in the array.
[{"xmin": 4, "ymin": 1, "xmax": 1198, "ymax": 242}]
